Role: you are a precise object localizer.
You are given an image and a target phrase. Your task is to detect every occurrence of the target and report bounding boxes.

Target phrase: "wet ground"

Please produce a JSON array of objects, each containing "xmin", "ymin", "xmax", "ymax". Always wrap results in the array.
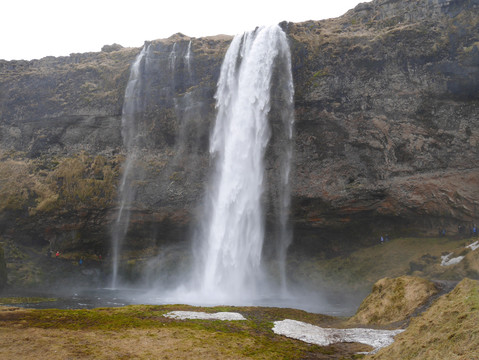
[{"xmin": 1, "ymin": 286, "xmax": 361, "ymax": 316}]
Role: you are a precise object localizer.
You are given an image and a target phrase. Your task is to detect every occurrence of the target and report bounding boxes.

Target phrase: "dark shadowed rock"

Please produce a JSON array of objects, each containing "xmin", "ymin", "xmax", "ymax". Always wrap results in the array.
[{"xmin": 0, "ymin": 244, "xmax": 6, "ymax": 291}]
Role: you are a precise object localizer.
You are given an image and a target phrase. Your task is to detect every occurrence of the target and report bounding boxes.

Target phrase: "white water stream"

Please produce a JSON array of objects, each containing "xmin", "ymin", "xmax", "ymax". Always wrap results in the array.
[
  {"xmin": 192, "ymin": 25, "xmax": 294, "ymax": 302},
  {"xmin": 111, "ymin": 26, "xmax": 295, "ymax": 306},
  {"xmin": 110, "ymin": 46, "xmax": 148, "ymax": 288},
  {"xmin": 185, "ymin": 40, "xmax": 192, "ymax": 75}
]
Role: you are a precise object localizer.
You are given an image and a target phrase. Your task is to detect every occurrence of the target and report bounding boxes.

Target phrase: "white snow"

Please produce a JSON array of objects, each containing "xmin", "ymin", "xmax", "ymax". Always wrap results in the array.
[
  {"xmin": 272, "ymin": 319, "xmax": 404, "ymax": 353},
  {"xmin": 441, "ymin": 252, "xmax": 465, "ymax": 266},
  {"xmin": 466, "ymin": 241, "xmax": 479, "ymax": 251},
  {"xmin": 163, "ymin": 312, "xmax": 404, "ymax": 354},
  {"xmin": 440, "ymin": 240, "xmax": 479, "ymax": 266},
  {"xmin": 163, "ymin": 311, "xmax": 246, "ymax": 321}
]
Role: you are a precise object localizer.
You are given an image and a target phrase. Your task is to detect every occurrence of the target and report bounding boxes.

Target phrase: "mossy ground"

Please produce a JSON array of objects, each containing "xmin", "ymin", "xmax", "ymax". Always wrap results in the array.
[
  {"xmin": 0, "ymin": 297, "xmax": 56, "ymax": 305},
  {"xmin": 1, "ymin": 278, "xmax": 476, "ymax": 359},
  {"xmin": 291, "ymin": 236, "xmax": 477, "ymax": 296},
  {"xmin": 0, "ymin": 304, "xmax": 369, "ymax": 359}
]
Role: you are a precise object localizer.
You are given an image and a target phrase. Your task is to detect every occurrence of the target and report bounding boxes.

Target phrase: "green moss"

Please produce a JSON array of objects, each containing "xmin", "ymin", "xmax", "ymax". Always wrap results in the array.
[
  {"xmin": 3, "ymin": 241, "xmax": 26, "ymax": 261},
  {"xmin": 23, "ymin": 308, "xmax": 158, "ymax": 331},
  {"xmin": 312, "ymin": 69, "xmax": 329, "ymax": 78},
  {"xmin": 462, "ymin": 42, "xmax": 479, "ymax": 54},
  {"xmin": 49, "ymin": 153, "xmax": 118, "ymax": 210},
  {"xmin": 169, "ymin": 171, "xmax": 183, "ymax": 182},
  {"xmin": 0, "ymin": 297, "xmax": 56, "ymax": 305},
  {"xmin": 0, "ymin": 304, "xmax": 364, "ymax": 358},
  {"xmin": 291, "ymin": 236, "xmax": 469, "ymax": 293},
  {"xmin": 0, "ymin": 151, "xmax": 120, "ymax": 217},
  {"xmin": 0, "ymin": 159, "xmax": 32, "ymax": 212}
]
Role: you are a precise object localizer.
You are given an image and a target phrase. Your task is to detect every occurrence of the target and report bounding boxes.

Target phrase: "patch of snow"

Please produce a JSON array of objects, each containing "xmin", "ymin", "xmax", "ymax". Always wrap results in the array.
[
  {"xmin": 272, "ymin": 319, "xmax": 404, "ymax": 354},
  {"xmin": 163, "ymin": 311, "xmax": 246, "ymax": 321},
  {"xmin": 441, "ymin": 253, "xmax": 465, "ymax": 266},
  {"xmin": 466, "ymin": 241, "xmax": 479, "ymax": 251}
]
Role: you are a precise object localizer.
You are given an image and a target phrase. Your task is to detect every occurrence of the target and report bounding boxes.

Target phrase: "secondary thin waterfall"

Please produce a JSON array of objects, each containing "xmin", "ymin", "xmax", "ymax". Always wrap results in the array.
[
  {"xmin": 196, "ymin": 25, "xmax": 294, "ymax": 301},
  {"xmin": 110, "ymin": 45, "xmax": 148, "ymax": 288},
  {"xmin": 275, "ymin": 48, "xmax": 295, "ymax": 295},
  {"xmin": 185, "ymin": 40, "xmax": 192, "ymax": 75}
]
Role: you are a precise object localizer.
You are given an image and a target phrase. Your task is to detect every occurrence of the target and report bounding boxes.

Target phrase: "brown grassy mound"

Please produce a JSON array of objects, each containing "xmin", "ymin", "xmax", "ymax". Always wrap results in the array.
[
  {"xmin": 348, "ymin": 276, "xmax": 438, "ymax": 326},
  {"xmin": 368, "ymin": 278, "xmax": 479, "ymax": 359},
  {"xmin": 438, "ymin": 246, "xmax": 479, "ymax": 279}
]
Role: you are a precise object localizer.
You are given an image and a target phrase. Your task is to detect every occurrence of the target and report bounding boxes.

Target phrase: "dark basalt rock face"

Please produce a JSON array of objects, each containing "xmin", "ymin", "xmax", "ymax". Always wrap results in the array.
[
  {"xmin": 0, "ymin": 244, "xmax": 6, "ymax": 291},
  {"xmin": 286, "ymin": 0, "xmax": 479, "ymax": 250},
  {"xmin": 0, "ymin": 34, "xmax": 231, "ymax": 255},
  {"xmin": 0, "ymin": 0, "xmax": 478, "ymax": 261}
]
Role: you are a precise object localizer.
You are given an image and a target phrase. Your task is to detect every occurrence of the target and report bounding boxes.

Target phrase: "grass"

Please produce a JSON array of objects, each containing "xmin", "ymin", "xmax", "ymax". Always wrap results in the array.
[
  {"xmin": 13, "ymin": 304, "xmax": 335, "ymax": 332},
  {"xmin": 292, "ymin": 236, "xmax": 471, "ymax": 293},
  {"xmin": 1, "ymin": 234, "xmax": 477, "ymax": 358},
  {"xmin": 0, "ymin": 304, "xmax": 368, "ymax": 359},
  {"xmin": 368, "ymin": 278, "xmax": 479, "ymax": 359},
  {"xmin": 348, "ymin": 276, "xmax": 438, "ymax": 326},
  {"xmin": 0, "ymin": 151, "xmax": 120, "ymax": 217},
  {"xmin": 0, "ymin": 297, "xmax": 56, "ymax": 305},
  {"xmin": 1, "ymin": 278, "xmax": 476, "ymax": 359}
]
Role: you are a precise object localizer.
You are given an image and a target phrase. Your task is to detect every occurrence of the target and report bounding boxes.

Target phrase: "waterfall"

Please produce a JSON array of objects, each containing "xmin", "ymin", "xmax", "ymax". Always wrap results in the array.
[
  {"xmin": 194, "ymin": 25, "xmax": 294, "ymax": 301},
  {"xmin": 274, "ymin": 42, "xmax": 295, "ymax": 295},
  {"xmin": 185, "ymin": 40, "xmax": 192, "ymax": 76},
  {"xmin": 110, "ymin": 45, "xmax": 148, "ymax": 288},
  {"xmin": 168, "ymin": 42, "xmax": 177, "ymax": 71}
]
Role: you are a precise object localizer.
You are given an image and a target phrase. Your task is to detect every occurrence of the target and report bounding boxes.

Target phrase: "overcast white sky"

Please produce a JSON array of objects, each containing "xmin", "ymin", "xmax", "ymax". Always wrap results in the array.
[{"xmin": 2, "ymin": 0, "xmax": 369, "ymax": 61}]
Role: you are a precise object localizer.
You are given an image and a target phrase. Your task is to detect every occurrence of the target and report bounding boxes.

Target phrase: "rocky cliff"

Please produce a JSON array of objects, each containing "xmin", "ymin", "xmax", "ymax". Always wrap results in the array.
[
  {"xmin": 0, "ymin": 0, "xmax": 478, "ymax": 265},
  {"xmin": 288, "ymin": 0, "xmax": 479, "ymax": 247},
  {"xmin": 0, "ymin": 34, "xmax": 231, "ymax": 256}
]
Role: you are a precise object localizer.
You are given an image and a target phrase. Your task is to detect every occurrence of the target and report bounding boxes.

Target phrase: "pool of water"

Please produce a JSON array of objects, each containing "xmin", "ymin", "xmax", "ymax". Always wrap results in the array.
[{"xmin": 1, "ymin": 287, "xmax": 361, "ymax": 316}]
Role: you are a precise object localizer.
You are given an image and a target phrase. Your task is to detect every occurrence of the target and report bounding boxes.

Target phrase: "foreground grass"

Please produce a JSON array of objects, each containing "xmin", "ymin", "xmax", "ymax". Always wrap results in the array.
[
  {"xmin": 348, "ymin": 276, "xmax": 439, "ymax": 326},
  {"xmin": 368, "ymin": 278, "xmax": 479, "ymax": 360},
  {"xmin": 0, "ymin": 304, "xmax": 369, "ymax": 359}
]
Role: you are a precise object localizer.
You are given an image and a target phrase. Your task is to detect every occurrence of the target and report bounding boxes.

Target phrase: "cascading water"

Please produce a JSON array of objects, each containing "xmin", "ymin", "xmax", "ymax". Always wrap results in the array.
[
  {"xmin": 192, "ymin": 25, "xmax": 295, "ymax": 302},
  {"xmin": 168, "ymin": 42, "xmax": 177, "ymax": 71},
  {"xmin": 110, "ymin": 29, "xmax": 295, "ymax": 307},
  {"xmin": 185, "ymin": 40, "xmax": 192, "ymax": 75},
  {"xmin": 110, "ymin": 45, "xmax": 148, "ymax": 288},
  {"xmin": 274, "ymin": 44, "xmax": 295, "ymax": 295},
  {"xmin": 131, "ymin": 39, "xmax": 203, "ymax": 289}
]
